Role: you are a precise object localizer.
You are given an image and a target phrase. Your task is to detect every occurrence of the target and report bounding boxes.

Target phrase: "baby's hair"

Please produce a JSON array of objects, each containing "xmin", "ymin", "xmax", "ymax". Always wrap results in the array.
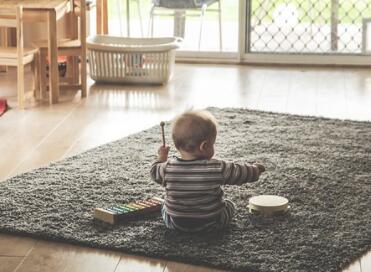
[{"xmin": 172, "ymin": 110, "xmax": 218, "ymax": 152}]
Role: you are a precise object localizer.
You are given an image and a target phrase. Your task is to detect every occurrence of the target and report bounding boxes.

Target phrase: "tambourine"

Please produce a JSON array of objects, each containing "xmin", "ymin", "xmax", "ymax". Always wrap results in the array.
[{"xmin": 248, "ymin": 195, "xmax": 290, "ymax": 216}]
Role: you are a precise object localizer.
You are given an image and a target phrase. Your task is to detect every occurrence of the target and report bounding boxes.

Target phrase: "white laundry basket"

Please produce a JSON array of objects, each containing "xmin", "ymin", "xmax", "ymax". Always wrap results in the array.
[{"xmin": 87, "ymin": 35, "xmax": 181, "ymax": 84}]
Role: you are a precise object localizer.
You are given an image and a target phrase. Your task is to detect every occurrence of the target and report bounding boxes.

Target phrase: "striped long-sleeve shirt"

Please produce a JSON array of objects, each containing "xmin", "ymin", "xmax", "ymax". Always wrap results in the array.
[{"xmin": 150, "ymin": 157, "xmax": 262, "ymax": 219}]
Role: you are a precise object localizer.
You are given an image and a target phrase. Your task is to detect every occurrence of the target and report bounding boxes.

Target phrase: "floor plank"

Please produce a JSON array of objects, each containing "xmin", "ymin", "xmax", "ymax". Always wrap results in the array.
[
  {"xmin": 343, "ymin": 260, "xmax": 362, "ymax": 272},
  {"xmin": 15, "ymin": 240, "xmax": 122, "ymax": 272},
  {"xmin": 164, "ymin": 261, "xmax": 225, "ymax": 272},
  {"xmin": 0, "ymin": 234, "xmax": 36, "ymax": 257},
  {"xmin": 114, "ymin": 254, "xmax": 166, "ymax": 272},
  {"xmin": 361, "ymin": 251, "xmax": 371, "ymax": 272},
  {"xmin": 0, "ymin": 256, "xmax": 24, "ymax": 272},
  {"xmin": 63, "ymin": 246, "xmax": 122, "ymax": 272},
  {"xmin": 0, "ymin": 103, "xmax": 81, "ymax": 181},
  {"xmin": 15, "ymin": 241, "xmax": 75, "ymax": 272}
]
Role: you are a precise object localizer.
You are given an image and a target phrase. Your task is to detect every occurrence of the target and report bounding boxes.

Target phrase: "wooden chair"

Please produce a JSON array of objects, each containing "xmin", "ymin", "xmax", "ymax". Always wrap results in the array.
[
  {"xmin": 0, "ymin": 6, "xmax": 40, "ymax": 109},
  {"xmin": 149, "ymin": 0, "xmax": 222, "ymax": 50},
  {"xmin": 35, "ymin": 0, "xmax": 87, "ymax": 99}
]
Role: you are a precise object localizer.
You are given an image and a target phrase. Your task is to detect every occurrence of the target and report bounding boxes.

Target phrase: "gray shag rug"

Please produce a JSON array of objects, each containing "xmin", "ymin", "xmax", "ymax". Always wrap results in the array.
[{"xmin": 0, "ymin": 108, "xmax": 370, "ymax": 272}]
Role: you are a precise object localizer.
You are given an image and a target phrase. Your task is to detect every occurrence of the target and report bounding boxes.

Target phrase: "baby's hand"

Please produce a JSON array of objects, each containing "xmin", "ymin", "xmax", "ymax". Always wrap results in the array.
[
  {"xmin": 254, "ymin": 163, "xmax": 265, "ymax": 173},
  {"xmin": 157, "ymin": 146, "xmax": 170, "ymax": 162}
]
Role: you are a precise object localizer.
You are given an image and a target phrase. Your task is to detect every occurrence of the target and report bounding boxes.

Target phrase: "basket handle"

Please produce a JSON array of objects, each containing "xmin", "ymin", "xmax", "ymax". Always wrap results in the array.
[{"xmin": 174, "ymin": 37, "xmax": 184, "ymax": 44}]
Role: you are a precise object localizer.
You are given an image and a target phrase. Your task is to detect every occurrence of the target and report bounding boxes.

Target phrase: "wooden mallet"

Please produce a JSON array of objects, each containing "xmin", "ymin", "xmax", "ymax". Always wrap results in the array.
[{"xmin": 160, "ymin": 121, "xmax": 165, "ymax": 147}]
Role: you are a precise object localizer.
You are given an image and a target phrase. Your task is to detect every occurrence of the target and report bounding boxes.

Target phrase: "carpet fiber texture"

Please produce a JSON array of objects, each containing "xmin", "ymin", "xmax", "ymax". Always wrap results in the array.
[{"xmin": 0, "ymin": 108, "xmax": 370, "ymax": 272}]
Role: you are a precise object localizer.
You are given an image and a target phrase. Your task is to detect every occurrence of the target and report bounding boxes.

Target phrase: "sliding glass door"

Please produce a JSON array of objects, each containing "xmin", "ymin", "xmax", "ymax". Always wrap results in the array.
[{"xmin": 243, "ymin": 0, "xmax": 371, "ymax": 64}]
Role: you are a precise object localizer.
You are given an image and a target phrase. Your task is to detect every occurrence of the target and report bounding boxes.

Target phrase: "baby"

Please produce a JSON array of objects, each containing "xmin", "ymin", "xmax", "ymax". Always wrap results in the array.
[{"xmin": 150, "ymin": 110, "xmax": 265, "ymax": 232}]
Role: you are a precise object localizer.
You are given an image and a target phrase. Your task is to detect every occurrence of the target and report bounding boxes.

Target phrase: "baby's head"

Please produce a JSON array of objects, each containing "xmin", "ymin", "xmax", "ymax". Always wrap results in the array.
[{"xmin": 172, "ymin": 110, "xmax": 217, "ymax": 160}]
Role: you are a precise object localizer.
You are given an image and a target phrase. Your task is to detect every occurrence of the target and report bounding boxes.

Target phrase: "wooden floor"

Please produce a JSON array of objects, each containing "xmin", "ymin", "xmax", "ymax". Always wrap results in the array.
[{"xmin": 0, "ymin": 64, "xmax": 370, "ymax": 272}]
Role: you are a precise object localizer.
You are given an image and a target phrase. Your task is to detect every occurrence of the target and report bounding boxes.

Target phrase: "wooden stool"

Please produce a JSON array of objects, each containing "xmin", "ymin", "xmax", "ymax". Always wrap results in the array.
[{"xmin": 34, "ymin": 0, "xmax": 87, "ymax": 100}]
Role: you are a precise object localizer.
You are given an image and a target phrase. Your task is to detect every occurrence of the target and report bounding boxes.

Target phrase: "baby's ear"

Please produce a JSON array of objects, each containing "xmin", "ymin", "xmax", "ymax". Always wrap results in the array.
[{"xmin": 199, "ymin": 141, "xmax": 208, "ymax": 152}]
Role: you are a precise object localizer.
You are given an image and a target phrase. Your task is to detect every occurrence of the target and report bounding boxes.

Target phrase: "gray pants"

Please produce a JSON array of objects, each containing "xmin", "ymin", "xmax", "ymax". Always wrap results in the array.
[{"xmin": 161, "ymin": 199, "xmax": 236, "ymax": 232}]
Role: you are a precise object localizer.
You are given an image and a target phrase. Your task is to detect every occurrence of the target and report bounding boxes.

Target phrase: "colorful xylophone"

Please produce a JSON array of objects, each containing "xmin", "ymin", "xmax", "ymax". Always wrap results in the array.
[{"xmin": 93, "ymin": 197, "xmax": 164, "ymax": 224}]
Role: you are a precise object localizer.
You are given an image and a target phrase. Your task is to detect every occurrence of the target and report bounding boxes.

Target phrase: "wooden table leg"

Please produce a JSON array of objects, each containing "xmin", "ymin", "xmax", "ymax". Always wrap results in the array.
[
  {"xmin": 96, "ymin": 0, "xmax": 102, "ymax": 34},
  {"xmin": 96, "ymin": 0, "xmax": 108, "ymax": 35},
  {"xmin": 48, "ymin": 9, "xmax": 59, "ymax": 104},
  {"xmin": 103, "ymin": 0, "xmax": 108, "ymax": 34},
  {"xmin": 0, "ymin": 27, "xmax": 8, "ymax": 72},
  {"xmin": 81, "ymin": 0, "xmax": 87, "ymax": 97},
  {"xmin": 67, "ymin": 8, "xmax": 78, "ymax": 85},
  {"xmin": 39, "ymin": 49, "xmax": 48, "ymax": 99}
]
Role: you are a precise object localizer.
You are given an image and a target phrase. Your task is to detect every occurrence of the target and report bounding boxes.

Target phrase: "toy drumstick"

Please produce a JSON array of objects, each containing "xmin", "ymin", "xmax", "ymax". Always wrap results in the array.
[{"xmin": 160, "ymin": 121, "xmax": 165, "ymax": 147}]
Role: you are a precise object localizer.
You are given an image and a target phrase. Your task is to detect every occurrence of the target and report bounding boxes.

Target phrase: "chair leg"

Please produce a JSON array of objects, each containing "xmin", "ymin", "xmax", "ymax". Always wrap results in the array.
[
  {"xmin": 198, "ymin": 3, "xmax": 207, "ymax": 50},
  {"xmin": 17, "ymin": 64, "xmax": 25, "ymax": 110},
  {"xmin": 66, "ymin": 56, "xmax": 79, "ymax": 85},
  {"xmin": 218, "ymin": 0, "xmax": 222, "ymax": 51},
  {"xmin": 35, "ymin": 51, "xmax": 41, "ymax": 99},
  {"xmin": 81, "ymin": 54, "xmax": 87, "ymax": 98},
  {"xmin": 0, "ymin": 27, "xmax": 8, "ymax": 73},
  {"xmin": 31, "ymin": 52, "xmax": 41, "ymax": 99},
  {"xmin": 39, "ymin": 49, "xmax": 48, "ymax": 99},
  {"xmin": 73, "ymin": 57, "xmax": 80, "ymax": 84},
  {"xmin": 66, "ymin": 56, "xmax": 74, "ymax": 85},
  {"xmin": 137, "ymin": 0, "xmax": 144, "ymax": 37},
  {"xmin": 31, "ymin": 58, "xmax": 36, "ymax": 96},
  {"xmin": 126, "ymin": 0, "xmax": 130, "ymax": 36},
  {"xmin": 117, "ymin": 0, "xmax": 123, "ymax": 36},
  {"xmin": 149, "ymin": 4, "xmax": 155, "ymax": 37}
]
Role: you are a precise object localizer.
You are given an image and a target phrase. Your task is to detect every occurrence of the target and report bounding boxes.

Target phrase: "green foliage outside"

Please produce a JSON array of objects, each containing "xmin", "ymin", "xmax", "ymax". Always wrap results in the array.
[{"xmin": 252, "ymin": 0, "xmax": 371, "ymax": 24}]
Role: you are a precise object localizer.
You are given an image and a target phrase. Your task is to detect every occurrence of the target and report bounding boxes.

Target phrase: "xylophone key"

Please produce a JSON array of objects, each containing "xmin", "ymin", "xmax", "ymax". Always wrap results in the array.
[
  {"xmin": 141, "ymin": 200, "xmax": 157, "ymax": 206},
  {"xmin": 116, "ymin": 205, "xmax": 133, "ymax": 212},
  {"xmin": 147, "ymin": 199, "xmax": 162, "ymax": 205},
  {"xmin": 119, "ymin": 204, "xmax": 136, "ymax": 211},
  {"xmin": 135, "ymin": 203, "xmax": 148, "ymax": 208},
  {"xmin": 106, "ymin": 208, "xmax": 119, "ymax": 214},
  {"xmin": 130, "ymin": 203, "xmax": 145, "ymax": 209},
  {"xmin": 134, "ymin": 202, "xmax": 150, "ymax": 208},
  {"xmin": 126, "ymin": 204, "xmax": 140, "ymax": 210},
  {"xmin": 111, "ymin": 206, "xmax": 128, "ymax": 213}
]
